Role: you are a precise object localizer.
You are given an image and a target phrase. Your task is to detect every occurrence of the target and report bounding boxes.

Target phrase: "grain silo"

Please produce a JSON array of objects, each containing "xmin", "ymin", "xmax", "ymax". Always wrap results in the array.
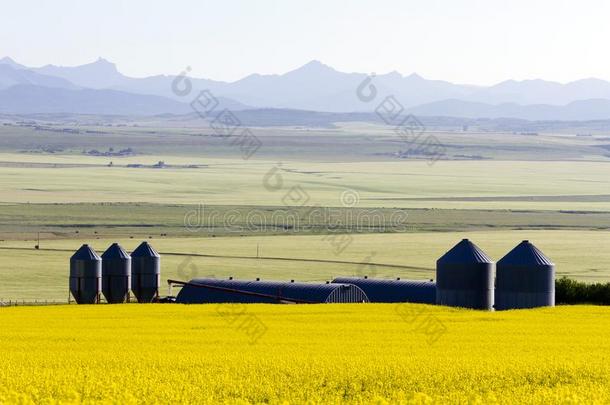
[
  {"xmin": 495, "ymin": 240, "xmax": 555, "ymax": 310},
  {"xmin": 174, "ymin": 278, "xmax": 370, "ymax": 304},
  {"xmin": 131, "ymin": 242, "xmax": 160, "ymax": 303},
  {"xmin": 331, "ymin": 277, "xmax": 436, "ymax": 303},
  {"xmin": 101, "ymin": 243, "xmax": 131, "ymax": 303},
  {"xmin": 436, "ymin": 239, "xmax": 494, "ymax": 310},
  {"xmin": 69, "ymin": 244, "xmax": 101, "ymax": 304}
]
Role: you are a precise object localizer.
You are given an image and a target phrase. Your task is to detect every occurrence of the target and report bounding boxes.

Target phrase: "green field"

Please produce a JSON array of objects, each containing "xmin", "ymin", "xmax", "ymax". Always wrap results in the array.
[
  {"xmin": 1, "ymin": 230, "xmax": 609, "ymax": 301},
  {"xmin": 0, "ymin": 121, "xmax": 609, "ymax": 302},
  {"xmin": 1, "ymin": 153, "xmax": 610, "ymax": 210}
]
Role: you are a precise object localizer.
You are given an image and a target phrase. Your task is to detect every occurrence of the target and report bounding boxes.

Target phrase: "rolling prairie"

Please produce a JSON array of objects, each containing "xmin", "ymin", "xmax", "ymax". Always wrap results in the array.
[{"xmin": 0, "ymin": 122, "xmax": 609, "ymax": 301}]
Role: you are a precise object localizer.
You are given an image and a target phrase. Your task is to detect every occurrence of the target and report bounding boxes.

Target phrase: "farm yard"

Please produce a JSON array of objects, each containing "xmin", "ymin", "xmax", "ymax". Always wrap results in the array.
[
  {"xmin": 1, "ymin": 121, "xmax": 610, "ymax": 403},
  {"xmin": 0, "ymin": 124, "xmax": 608, "ymax": 300},
  {"xmin": 1, "ymin": 230, "xmax": 610, "ymax": 301}
]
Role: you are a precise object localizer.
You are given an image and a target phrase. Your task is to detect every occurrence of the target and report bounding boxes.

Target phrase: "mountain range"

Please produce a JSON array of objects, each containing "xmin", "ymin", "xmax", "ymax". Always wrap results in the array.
[{"xmin": 2, "ymin": 56, "xmax": 610, "ymax": 120}]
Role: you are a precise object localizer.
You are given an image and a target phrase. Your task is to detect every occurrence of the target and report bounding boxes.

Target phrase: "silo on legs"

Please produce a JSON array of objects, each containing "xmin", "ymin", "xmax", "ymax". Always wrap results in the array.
[
  {"xmin": 70, "ymin": 244, "xmax": 102, "ymax": 304},
  {"xmin": 131, "ymin": 242, "xmax": 160, "ymax": 303},
  {"xmin": 101, "ymin": 243, "xmax": 131, "ymax": 303}
]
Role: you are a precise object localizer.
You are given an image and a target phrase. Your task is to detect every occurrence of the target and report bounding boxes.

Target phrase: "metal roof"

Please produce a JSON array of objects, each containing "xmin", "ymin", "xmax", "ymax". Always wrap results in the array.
[
  {"xmin": 331, "ymin": 277, "xmax": 436, "ymax": 303},
  {"xmin": 437, "ymin": 239, "xmax": 493, "ymax": 265},
  {"xmin": 131, "ymin": 241, "xmax": 160, "ymax": 258},
  {"xmin": 175, "ymin": 278, "xmax": 370, "ymax": 304},
  {"xmin": 497, "ymin": 240, "xmax": 554, "ymax": 266},
  {"xmin": 101, "ymin": 243, "xmax": 131, "ymax": 260},
  {"xmin": 70, "ymin": 244, "xmax": 101, "ymax": 261}
]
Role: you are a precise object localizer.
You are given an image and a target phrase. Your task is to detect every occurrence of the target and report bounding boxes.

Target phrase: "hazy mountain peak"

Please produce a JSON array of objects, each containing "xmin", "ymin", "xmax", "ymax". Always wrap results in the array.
[
  {"xmin": 32, "ymin": 57, "xmax": 125, "ymax": 89},
  {"xmin": 0, "ymin": 63, "xmax": 78, "ymax": 90},
  {"xmin": 0, "ymin": 56, "xmax": 25, "ymax": 69},
  {"xmin": 92, "ymin": 57, "xmax": 117, "ymax": 68},
  {"xmin": 406, "ymin": 72, "xmax": 424, "ymax": 80},
  {"xmin": 6, "ymin": 56, "xmax": 610, "ymax": 118},
  {"xmin": 291, "ymin": 60, "xmax": 336, "ymax": 74},
  {"xmin": 64, "ymin": 57, "xmax": 120, "ymax": 73},
  {"xmin": 303, "ymin": 59, "xmax": 329, "ymax": 68},
  {"xmin": 385, "ymin": 70, "xmax": 403, "ymax": 79}
]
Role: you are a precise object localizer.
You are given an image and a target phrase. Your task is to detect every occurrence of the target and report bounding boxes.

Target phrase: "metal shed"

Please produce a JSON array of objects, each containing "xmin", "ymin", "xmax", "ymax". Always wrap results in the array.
[
  {"xmin": 131, "ymin": 242, "xmax": 160, "ymax": 303},
  {"xmin": 496, "ymin": 240, "xmax": 555, "ymax": 310},
  {"xmin": 69, "ymin": 244, "xmax": 101, "ymax": 304},
  {"xmin": 436, "ymin": 239, "xmax": 494, "ymax": 310},
  {"xmin": 174, "ymin": 278, "xmax": 370, "ymax": 304},
  {"xmin": 331, "ymin": 277, "xmax": 436, "ymax": 303},
  {"xmin": 101, "ymin": 243, "xmax": 131, "ymax": 304}
]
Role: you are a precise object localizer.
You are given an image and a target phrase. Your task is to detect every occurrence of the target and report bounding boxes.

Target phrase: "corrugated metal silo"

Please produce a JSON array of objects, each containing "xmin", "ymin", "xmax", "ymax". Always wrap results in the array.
[
  {"xmin": 69, "ymin": 244, "xmax": 101, "ymax": 304},
  {"xmin": 131, "ymin": 241, "xmax": 160, "ymax": 303},
  {"xmin": 496, "ymin": 240, "xmax": 555, "ymax": 310},
  {"xmin": 331, "ymin": 277, "xmax": 436, "ymax": 303},
  {"xmin": 175, "ymin": 278, "xmax": 370, "ymax": 304},
  {"xmin": 436, "ymin": 239, "xmax": 494, "ymax": 310},
  {"xmin": 101, "ymin": 243, "xmax": 131, "ymax": 303}
]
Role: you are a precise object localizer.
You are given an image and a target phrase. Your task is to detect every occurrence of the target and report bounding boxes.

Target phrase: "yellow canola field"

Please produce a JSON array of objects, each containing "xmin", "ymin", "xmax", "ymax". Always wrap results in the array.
[{"xmin": 1, "ymin": 304, "xmax": 610, "ymax": 404}]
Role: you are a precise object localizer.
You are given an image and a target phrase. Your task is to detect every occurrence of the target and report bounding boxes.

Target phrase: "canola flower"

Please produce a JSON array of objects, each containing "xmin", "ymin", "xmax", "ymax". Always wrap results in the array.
[{"xmin": 0, "ymin": 304, "xmax": 609, "ymax": 404}]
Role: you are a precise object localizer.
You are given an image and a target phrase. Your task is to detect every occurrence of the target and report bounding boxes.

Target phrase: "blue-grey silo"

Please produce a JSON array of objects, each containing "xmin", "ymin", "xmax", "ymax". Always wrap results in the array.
[
  {"xmin": 69, "ymin": 244, "xmax": 102, "ymax": 304},
  {"xmin": 101, "ymin": 243, "xmax": 131, "ymax": 303},
  {"xmin": 496, "ymin": 240, "xmax": 555, "ymax": 310},
  {"xmin": 131, "ymin": 241, "xmax": 160, "ymax": 303},
  {"xmin": 436, "ymin": 239, "xmax": 494, "ymax": 310},
  {"xmin": 331, "ymin": 277, "xmax": 436, "ymax": 303}
]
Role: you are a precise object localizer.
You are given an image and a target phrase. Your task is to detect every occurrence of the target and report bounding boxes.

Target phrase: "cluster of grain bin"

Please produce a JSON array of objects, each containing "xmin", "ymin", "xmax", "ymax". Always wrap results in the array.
[
  {"xmin": 69, "ymin": 242, "xmax": 160, "ymax": 304},
  {"xmin": 175, "ymin": 278, "xmax": 369, "ymax": 304},
  {"xmin": 435, "ymin": 239, "xmax": 555, "ymax": 310},
  {"xmin": 69, "ymin": 237, "xmax": 554, "ymax": 310}
]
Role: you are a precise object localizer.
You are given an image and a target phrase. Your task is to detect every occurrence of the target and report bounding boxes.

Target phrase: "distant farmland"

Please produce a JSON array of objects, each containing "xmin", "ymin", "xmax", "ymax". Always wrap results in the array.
[{"xmin": 1, "ymin": 122, "xmax": 610, "ymax": 301}]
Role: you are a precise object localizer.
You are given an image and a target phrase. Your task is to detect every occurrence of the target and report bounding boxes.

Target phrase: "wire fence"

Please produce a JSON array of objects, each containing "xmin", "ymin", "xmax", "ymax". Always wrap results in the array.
[{"xmin": 0, "ymin": 299, "xmax": 70, "ymax": 307}]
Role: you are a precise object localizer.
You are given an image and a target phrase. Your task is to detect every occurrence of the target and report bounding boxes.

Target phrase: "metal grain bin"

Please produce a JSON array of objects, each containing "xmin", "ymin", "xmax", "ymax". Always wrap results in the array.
[
  {"xmin": 101, "ymin": 243, "xmax": 131, "ymax": 304},
  {"xmin": 69, "ymin": 244, "xmax": 101, "ymax": 304},
  {"xmin": 332, "ymin": 277, "xmax": 436, "ymax": 303},
  {"xmin": 131, "ymin": 242, "xmax": 160, "ymax": 303},
  {"xmin": 496, "ymin": 240, "xmax": 555, "ymax": 310},
  {"xmin": 436, "ymin": 239, "xmax": 494, "ymax": 310},
  {"xmin": 175, "ymin": 278, "xmax": 370, "ymax": 304}
]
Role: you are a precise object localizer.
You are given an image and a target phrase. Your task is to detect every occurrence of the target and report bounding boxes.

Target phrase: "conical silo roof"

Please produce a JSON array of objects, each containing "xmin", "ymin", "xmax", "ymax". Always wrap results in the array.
[
  {"xmin": 71, "ymin": 244, "xmax": 101, "ymax": 261},
  {"xmin": 131, "ymin": 241, "xmax": 160, "ymax": 257},
  {"xmin": 437, "ymin": 239, "xmax": 493, "ymax": 265},
  {"xmin": 101, "ymin": 243, "xmax": 130, "ymax": 259},
  {"xmin": 497, "ymin": 240, "xmax": 553, "ymax": 266}
]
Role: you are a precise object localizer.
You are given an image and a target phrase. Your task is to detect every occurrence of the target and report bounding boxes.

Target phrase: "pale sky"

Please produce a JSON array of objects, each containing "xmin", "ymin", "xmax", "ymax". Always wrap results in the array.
[{"xmin": 2, "ymin": 0, "xmax": 610, "ymax": 85}]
